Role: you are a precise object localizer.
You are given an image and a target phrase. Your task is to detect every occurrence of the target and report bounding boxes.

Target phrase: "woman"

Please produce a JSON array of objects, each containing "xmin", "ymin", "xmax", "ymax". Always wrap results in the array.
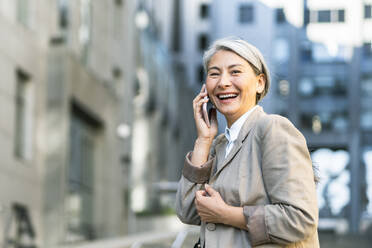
[{"xmin": 176, "ymin": 37, "xmax": 319, "ymax": 247}]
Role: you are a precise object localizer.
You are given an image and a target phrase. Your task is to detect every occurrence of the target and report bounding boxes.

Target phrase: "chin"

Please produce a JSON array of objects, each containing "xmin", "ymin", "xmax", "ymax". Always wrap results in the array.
[{"xmin": 218, "ymin": 109, "xmax": 238, "ymax": 117}]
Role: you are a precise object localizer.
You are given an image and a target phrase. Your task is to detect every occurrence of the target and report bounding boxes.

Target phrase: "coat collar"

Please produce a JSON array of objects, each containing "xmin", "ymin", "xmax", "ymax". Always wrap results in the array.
[{"xmin": 212, "ymin": 106, "xmax": 265, "ymax": 179}]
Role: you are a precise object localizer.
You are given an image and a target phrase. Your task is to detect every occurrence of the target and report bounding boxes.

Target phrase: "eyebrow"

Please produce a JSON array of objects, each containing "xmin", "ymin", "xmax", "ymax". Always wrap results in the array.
[{"xmin": 207, "ymin": 64, "xmax": 244, "ymax": 71}]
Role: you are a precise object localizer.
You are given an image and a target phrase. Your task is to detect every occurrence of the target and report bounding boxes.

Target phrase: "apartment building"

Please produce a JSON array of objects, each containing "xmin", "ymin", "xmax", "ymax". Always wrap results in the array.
[
  {"xmin": 0, "ymin": 0, "xmax": 132, "ymax": 247},
  {"xmin": 126, "ymin": 0, "xmax": 197, "ymax": 228}
]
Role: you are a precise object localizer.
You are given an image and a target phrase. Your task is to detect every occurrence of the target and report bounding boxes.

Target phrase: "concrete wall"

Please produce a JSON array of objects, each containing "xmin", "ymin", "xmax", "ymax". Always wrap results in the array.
[{"xmin": 0, "ymin": 0, "xmax": 131, "ymax": 247}]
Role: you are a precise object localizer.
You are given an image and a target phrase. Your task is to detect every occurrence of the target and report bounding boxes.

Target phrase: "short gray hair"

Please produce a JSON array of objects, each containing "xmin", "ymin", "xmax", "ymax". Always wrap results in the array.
[{"xmin": 203, "ymin": 37, "xmax": 270, "ymax": 103}]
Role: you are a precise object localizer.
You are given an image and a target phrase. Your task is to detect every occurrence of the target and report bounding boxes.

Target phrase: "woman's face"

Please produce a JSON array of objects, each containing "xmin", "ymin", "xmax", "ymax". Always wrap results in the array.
[{"xmin": 206, "ymin": 50, "xmax": 265, "ymax": 127}]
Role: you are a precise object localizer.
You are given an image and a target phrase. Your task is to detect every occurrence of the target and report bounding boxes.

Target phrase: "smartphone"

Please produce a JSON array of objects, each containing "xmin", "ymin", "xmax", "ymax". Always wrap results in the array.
[{"xmin": 202, "ymin": 87, "xmax": 213, "ymax": 127}]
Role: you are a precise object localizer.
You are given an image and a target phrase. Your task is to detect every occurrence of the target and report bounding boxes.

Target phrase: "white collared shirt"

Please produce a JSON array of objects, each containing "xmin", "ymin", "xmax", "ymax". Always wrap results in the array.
[{"xmin": 224, "ymin": 105, "xmax": 258, "ymax": 158}]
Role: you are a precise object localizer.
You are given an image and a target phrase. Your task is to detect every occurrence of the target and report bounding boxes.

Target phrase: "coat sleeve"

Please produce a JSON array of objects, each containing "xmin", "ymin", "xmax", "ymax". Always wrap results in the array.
[
  {"xmin": 176, "ymin": 151, "xmax": 214, "ymax": 225},
  {"xmin": 243, "ymin": 115, "xmax": 318, "ymax": 246}
]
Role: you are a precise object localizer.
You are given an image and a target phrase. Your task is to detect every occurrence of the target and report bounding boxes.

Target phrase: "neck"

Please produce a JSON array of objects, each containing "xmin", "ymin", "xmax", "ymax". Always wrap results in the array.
[{"xmin": 225, "ymin": 105, "xmax": 257, "ymax": 128}]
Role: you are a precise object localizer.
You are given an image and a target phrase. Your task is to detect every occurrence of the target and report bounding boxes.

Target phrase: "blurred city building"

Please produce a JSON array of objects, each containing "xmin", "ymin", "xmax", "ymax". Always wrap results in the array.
[
  {"xmin": 127, "ymin": 0, "xmax": 196, "ymax": 231},
  {"xmin": 0, "ymin": 0, "xmax": 196, "ymax": 247},
  {"xmin": 1, "ymin": 0, "xmax": 372, "ymax": 247},
  {"xmin": 0, "ymin": 0, "xmax": 132, "ymax": 247}
]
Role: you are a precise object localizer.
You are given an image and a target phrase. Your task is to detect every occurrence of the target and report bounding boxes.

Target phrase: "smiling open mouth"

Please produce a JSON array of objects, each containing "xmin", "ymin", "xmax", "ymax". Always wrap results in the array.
[{"xmin": 218, "ymin": 93, "xmax": 238, "ymax": 100}]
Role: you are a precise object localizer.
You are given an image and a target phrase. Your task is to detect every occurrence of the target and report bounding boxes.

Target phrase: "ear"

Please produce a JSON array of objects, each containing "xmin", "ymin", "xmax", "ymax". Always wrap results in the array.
[{"xmin": 256, "ymin": 74, "xmax": 266, "ymax": 94}]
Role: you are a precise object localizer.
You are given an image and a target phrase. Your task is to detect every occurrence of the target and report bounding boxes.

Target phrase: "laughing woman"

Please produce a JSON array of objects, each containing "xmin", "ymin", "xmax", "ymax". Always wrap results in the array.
[{"xmin": 176, "ymin": 37, "xmax": 319, "ymax": 248}]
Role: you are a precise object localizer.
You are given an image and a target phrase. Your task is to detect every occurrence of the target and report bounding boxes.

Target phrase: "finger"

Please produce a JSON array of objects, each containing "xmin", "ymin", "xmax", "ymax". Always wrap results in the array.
[
  {"xmin": 195, "ymin": 190, "xmax": 205, "ymax": 200},
  {"xmin": 195, "ymin": 85, "xmax": 208, "ymax": 102},
  {"xmin": 200, "ymin": 84, "xmax": 206, "ymax": 93},
  {"xmin": 193, "ymin": 94, "xmax": 207, "ymax": 110},
  {"xmin": 205, "ymin": 184, "xmax": 217, "ymax": 196},
  {"xmin": 195, "ymin": 99, "xmax": 209, "ymax": 117}
]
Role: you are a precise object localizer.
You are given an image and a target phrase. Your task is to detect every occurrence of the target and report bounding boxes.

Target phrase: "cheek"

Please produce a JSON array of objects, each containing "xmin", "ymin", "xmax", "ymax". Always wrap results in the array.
[
  {"xmin": 205, "ymin": 80, "xmax": 216, "ymax": 94},
  {"xmin": 234, "ymin": 79, "xmax": 256, "ymax": 94}
]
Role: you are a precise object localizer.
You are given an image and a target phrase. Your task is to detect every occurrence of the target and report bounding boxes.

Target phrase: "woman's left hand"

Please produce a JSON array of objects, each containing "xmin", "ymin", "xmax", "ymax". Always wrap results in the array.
[{"xmin": 195, "ymin": 184, "xmax": 228, "ymax": 224}]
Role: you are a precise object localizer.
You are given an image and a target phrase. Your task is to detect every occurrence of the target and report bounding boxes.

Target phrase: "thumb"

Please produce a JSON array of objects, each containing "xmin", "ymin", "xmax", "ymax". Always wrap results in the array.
[{"xmin": 205, "ymin": 184, "xmax": 217, "ymax": 196}]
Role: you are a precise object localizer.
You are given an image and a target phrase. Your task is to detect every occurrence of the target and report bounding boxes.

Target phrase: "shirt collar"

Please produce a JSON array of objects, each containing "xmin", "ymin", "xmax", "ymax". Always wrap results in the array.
[{"xmin": 224, "ymin": 105, "xmax": 258, "ymax": 143}]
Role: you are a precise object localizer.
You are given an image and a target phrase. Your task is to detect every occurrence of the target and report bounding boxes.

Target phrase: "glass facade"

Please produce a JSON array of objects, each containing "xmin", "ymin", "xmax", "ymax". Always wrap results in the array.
[
  {"xmin": 14, "ymin": 70, "xmax": 31, "ymax": 159},
  {"xmin": 200, "ymin": 3, "xmax": 209, "ymax": 19},
  {"xmin": 300, "ymin": 41, "xmax": 351, "ymax": 63},
  {"xmin": 58, "ymin": 0, "xmax": 69, "ymax": 29},
  {"xmin": 363, "ymin": 148, "xmax": 372, "ymax": 217},
  {"xmin": 273, "ymin": 38, "xmax": 290, "ymax": 63},
  {"xmin": 276, "ymin": 8, "xmax": 286, "ymax": 23},
  {"xmin": 67, "ymin": 110, "xmax": 96, "ymax": 241},
  {"xmin": 239, "ymin": 5, "xmax": 254, "ymax": 23},
  {"xmin": 79, "ymin": 0, "xmax": 92, "ymax": 64},
  {"xmin": 198, "ymin": 33, "xmax": 209, "ymax": 51},
  {"xmin": 17, "ymin": 0, "xmax": 29, "ymax": 26},
  {"xmin": 361, "ymin": 76, "xmax": 372, "ymax": 130},
  {"xmin": 363, "ymin": 42, "xmax": 372, "ymax": 58},
  {"xmin": 312, "ymin": 149, "xmax": 350, "ymax": 218},
  {"xmin": 310, "ymin": 9, "xmax": 346, "ymax": 23},
  {"xmin": 365, "ymin": 4, "xmax": 372, "ymax": 19}
]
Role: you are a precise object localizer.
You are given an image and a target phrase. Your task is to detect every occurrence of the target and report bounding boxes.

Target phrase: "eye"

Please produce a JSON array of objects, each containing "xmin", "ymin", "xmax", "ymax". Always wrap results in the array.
[
  {"xmin": 208, "ymin": 72, "xmax": 220, "ymax": 77},
  {"xmin": 231, "ymin": 70, "xmax": 241, "ymax": 75}
]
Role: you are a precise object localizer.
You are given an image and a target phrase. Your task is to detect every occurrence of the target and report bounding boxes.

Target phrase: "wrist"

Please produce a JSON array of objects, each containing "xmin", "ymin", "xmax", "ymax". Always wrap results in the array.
[
  {"xmin": 191, "ymin": 138, "xmax": 213, "ymax": 166},
  {"xmin": 220, "ymin": 204, "xmax": 232, "ymax": 225},
  {"xmin": 195, "ymin": 137, "xmax": 214, "ymax": 146}
]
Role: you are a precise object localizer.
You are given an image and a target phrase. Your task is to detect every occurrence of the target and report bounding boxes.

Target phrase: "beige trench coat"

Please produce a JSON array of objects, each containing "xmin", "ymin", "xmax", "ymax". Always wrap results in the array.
[{"xmin": 176, "ymin": 106, "xmax": 319, "ymax": 247}]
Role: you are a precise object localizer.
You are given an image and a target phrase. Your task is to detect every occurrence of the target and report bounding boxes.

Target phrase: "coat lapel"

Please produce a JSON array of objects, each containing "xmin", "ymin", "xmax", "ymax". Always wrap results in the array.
[{"xmin": 212, "ymin": 106, "xmax": 264, "ymax": 179}]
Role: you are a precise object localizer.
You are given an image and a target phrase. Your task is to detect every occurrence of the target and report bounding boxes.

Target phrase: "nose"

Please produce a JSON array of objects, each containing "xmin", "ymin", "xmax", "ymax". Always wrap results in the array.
[{"xmin": 217, "ymin": 71, "xmax": 232, "ymax": 88}]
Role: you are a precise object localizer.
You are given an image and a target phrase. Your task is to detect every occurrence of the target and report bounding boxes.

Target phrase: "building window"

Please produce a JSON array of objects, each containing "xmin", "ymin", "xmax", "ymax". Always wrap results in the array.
[
  {"xmin": 273, "ymin": 38, "xmax": 289, "ymax": 63},
  {"xmin": 276, "ymin": 8, "xmax": 286, "ymax": 23},
  {"xmin": 363, "ymin": 149, "xmax": 372, "ymax": 215},
  {"xmin": 239, "ymin": 5, "xmax": 254, "ymax": 23},
  {"xmin": 365, "ymin": 5, "xmax": 372, "ymax": 19},
  {"xmin": 304, "ymin": 9, "xmax": 310, "ymax": 25},
  {"xmin": 363, "ymin": 42, "xmax": 372, "ymax": 57},
  {"xmin": 300, "ymin": 111, "xmax": 348, "ymax": 133},
  {"xmin": 361, "ymin": 76, "xmax": 372, "ymax": 130},
  {"xmin": 58, "ymin": 0, "xmax": 69, "ymax": 29},
  {"xmin": 113, "ymin": 0, "xmax": 123, "ymax": 39},
  {"xmin": 17, "ymin": 0, "xmax": 29, "ymax": 26},
  {"xmin": 197, "ymin": 64, "xmax": 205, "ymax": 83},
  {"xmin": 337, "ymin": 9, "xmax": 345, "ymax": 22},
  {"xmin": 318, "ymin": 10, "xmax": 331, "ymax": 23},
  {"xmin": 300, "ymin": 41, "xmax": 312, "ymax": 62},
  {"xmin": 198, "ymin": 33, "xmax": 209, "ymax": 51},
  {"xmin": 298, "ymin": 78, "xmax": 315, "ymax": 97},
  {"xmin": 172, "ymin": 0, "xmax": 182, "ymax": 52},
  {"xmin": 115, "ymin": 0, "xmax": 123, "ymax": 6},
  {"xmin": 67, "ymin": 104, "xmax": 100, "ymax": 241},
  {"xmin": 299, "ymin": 76, "xmax": 347, "ymax": 97},
  {"xmin": 79, "ymin": 0, "xmax": 92, "ymax": 64},
  {"xmin": 200, "ymin": 3, "xmax": 209, "ymax": 19},
  {"xmin": 312, "ymin": 149, "xmax": 350, "ymax": 217},
  {"xmin": 278, "ymin": 79, "xmax": 290, "ymax": 97},
  {"xmin": 14, "ymin": 70, "xmax": 32, "ymax": 159},
  {"xmin": 310, "ymin": 9, "xmax": 345, "ymax": 23}
]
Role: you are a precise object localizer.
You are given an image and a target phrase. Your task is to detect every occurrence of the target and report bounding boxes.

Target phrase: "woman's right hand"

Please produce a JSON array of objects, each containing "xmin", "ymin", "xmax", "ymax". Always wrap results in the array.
[{"xmin": 193, "ymin": 84, "xmax": 218, "ymax": 144}]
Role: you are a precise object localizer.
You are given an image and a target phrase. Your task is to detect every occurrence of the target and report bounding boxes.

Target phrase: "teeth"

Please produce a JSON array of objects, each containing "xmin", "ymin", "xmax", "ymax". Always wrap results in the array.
[{"xmin": 218, "ymin": 94, "xmax": 237, "ymax": 99}]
